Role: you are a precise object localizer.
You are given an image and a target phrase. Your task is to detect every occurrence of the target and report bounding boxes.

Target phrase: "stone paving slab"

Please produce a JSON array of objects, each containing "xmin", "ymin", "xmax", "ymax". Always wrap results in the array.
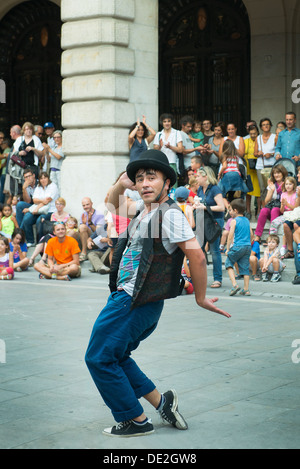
[{"xmin": 0, "ymin": 260, "xmax": 300, "ymax": 450}]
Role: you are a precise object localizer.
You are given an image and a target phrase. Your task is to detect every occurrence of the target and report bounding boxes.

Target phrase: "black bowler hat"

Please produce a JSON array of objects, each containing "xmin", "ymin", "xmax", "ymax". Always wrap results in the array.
[{"xmin": 126, "ymin": 149, "xmax": 177, "ymax": 187}]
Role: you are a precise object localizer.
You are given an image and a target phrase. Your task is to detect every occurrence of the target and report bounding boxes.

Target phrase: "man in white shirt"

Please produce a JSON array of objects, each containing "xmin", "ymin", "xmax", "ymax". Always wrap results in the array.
[{"xmin": 153, "ymin": 113, "xmax": 183, "ymax": 187}]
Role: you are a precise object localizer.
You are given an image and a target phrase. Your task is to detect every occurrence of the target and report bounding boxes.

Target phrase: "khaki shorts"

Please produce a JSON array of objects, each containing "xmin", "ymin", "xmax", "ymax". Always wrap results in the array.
[{"xmin": 43, "ymin": 261, "xmax": 81, "ymax": 278}]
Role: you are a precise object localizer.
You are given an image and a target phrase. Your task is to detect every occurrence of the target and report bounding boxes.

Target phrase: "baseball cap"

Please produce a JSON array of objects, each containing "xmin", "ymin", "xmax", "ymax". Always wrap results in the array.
[
  {"xmin": 174, "ymin": 186, "xmax": 189, "ymax": 200},
  {"xmin": 44, "ymin": 122, "xmax": 54, "ymax": 129}
]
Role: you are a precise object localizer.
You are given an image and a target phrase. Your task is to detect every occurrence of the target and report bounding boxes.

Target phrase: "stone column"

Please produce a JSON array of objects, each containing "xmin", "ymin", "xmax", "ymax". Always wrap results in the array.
[
  {"xmin": 244, "ymin": 0, "xmax": 299, "ymax": 125},
  {"xmin": 60, "ymin": 0, "xmax": 137, "ymax": 216}
]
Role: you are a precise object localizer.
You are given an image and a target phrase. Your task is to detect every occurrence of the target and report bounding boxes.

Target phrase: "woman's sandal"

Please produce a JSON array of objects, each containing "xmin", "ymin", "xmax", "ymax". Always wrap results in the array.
[
  {"xmin": 210, "ymin": 281, "xmax": 222, "ymax": 288},
  {"xmin": 252, "ymin": 274, "xmax": 261, "ymax": 281},
  {"xmin": 282, "ymin": 250, "xmax": 294, "ymax": 259},
  {"xmin": 239, "ymin": 289, "xmax": 251, "ymax": 296},
  {"xmin": 229, "ymin": 285, "xmax": 240, "ymax": 296}
]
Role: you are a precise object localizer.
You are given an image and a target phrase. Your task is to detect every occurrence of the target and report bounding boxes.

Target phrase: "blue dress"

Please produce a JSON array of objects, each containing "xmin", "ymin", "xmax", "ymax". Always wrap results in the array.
[
  {"xmin": 218, "ymin": 171, "xmax": 249, "ymax": 196},
  {"xmin": 129, "ymin": 138, "xmax": 147, "ymax": 162}
]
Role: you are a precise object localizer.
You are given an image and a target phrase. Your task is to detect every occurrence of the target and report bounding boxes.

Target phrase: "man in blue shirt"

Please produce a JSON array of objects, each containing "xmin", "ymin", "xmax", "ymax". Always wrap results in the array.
[{"xmin": 275, "ymin": 112, "xmax": 300, "ymax": 166}]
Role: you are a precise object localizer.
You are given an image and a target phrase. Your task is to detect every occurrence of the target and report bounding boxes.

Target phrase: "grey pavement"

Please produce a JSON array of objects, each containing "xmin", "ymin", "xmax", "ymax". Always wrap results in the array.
[{"xmin": 0, "ymin": 254, "xmax": 300, "ymax": 450}]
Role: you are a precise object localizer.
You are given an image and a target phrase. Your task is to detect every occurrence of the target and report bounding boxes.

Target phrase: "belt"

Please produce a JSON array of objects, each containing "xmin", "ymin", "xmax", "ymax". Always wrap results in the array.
[{"xmin": 50, "ymin": 168, "xmax": 60, "ymax": 171}]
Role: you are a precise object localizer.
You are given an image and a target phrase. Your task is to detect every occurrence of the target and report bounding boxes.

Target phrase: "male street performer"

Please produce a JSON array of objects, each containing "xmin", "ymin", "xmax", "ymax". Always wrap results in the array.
[{"xmin": 85, "ymin": 150, "xmax": 230, "ymax": 437}]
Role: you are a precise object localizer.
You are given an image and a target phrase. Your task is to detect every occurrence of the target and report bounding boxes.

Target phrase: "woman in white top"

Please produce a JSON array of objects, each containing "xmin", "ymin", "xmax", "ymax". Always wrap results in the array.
[
  {"xmin": 254, "ymin": 118, "xmax": 276, "ymax": 195},
  {"xmin": 219, "ymin": 123, "xmax": 245, "ymax": 164},
  {"xmin": 13, "ymin": 122, "xmax": 44, "ymax": 177},
  {"xmin": 23, "ymin": 171, "xmax": 59, "ymax": 242},
  {"xmin": 153, "ymin": 113, "xmax": 183, "ymax": 187}
]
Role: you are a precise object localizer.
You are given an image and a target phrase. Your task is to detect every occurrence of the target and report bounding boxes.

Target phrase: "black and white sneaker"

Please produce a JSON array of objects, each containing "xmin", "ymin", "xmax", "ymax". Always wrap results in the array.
[
  {"xmin": 160, "ymin": 389, "xmax": 188, "ymax": 430},
  {"xmin": 270, "ymin": 272, "xmax": 281, "ymax": 282},
  {"xmin": 103, "ymin": 419, "xmax": 154, "ymax": 437}
]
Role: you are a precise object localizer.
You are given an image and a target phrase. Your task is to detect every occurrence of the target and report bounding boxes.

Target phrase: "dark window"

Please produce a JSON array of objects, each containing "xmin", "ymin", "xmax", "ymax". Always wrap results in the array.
[
  {"xmin": 159, "ymin": 0, "xmax": 250, "ymax": 133},
  {"xmin": 0, "ymin": 0, "xmax": 62, "ymax": 134}
]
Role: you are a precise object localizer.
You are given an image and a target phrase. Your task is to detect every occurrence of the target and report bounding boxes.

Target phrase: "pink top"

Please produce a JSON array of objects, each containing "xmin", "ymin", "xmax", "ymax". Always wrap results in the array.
[{"xmin": 281, "ymin": 191, "xmax": 297, "ymax": 211}]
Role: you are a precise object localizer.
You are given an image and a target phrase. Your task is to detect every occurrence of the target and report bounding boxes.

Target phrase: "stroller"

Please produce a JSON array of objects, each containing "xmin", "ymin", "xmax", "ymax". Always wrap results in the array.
[{"xmin": 273, "ymin": 158, "xmax": 297, "ymax": 178}]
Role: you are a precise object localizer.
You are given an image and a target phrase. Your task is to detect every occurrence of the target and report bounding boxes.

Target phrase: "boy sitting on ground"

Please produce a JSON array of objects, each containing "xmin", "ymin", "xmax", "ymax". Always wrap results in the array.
[
  {"xmin": 259, "ymin": 234, "xmax": 284, "ymax": 282},
  {"xmin": 34, "ymin": 221, "xmax": 81, "ymax": 280}
]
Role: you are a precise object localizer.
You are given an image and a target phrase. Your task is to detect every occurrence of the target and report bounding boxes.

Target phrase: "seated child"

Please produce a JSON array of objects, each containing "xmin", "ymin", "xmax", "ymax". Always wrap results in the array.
[
  {"xmin": 259, "ymin": 234, "xmax": 284, "ymax": 282},
  {"xmin": 270, "ymin": 176, "xmax": 298, "ymax": 235},
  {"xmin": 191, "ymin": 156, "xmax": 202, "ymax": 173},
  {"xmin": 225, "ymin": 199, "xmax": 252, "ymax": 296},
  {"xmin": 0, "ymin": 236, "xmax": 14, "ymax": 279},
  {"xmin": 250, "ymin": 239, "xmax": 261, "ymax": 281},
  {"xmin": 0, "ymin": 204, "xmax": 18, "ymax": 240},
  {"xmin": 186, "ymin": 176, "xmax": 199, "ymax": 205},
  {"xmin": 174, "ymin": 186, "xmax": 195, "ymax": 229},
  {"xmin": 181, "ymin": 256, "xmax": 193, "ymax": 294},
  {"xmin": 219, "ymin": 217, "xmax": 233, "ymax": 252},
  {"xmin": 9, "ymin": 228, "xmax": 29, "ymax": 272},
  {"xmin": 11, "ymin": 196, "xmax": 19, "ymax": 215}
]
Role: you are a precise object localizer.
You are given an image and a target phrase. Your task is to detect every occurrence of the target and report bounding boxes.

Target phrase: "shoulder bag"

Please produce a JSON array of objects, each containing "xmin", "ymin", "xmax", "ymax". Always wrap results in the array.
[{"xmin": 11, "ymin": 151, "xmax": 26, "ymax": 169}]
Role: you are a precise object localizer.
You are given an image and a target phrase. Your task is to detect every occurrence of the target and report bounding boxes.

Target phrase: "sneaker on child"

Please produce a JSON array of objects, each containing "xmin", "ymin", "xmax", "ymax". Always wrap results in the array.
[{"xmin": 270, "ymin": 272, "xmax": 281, "ymax": 282}]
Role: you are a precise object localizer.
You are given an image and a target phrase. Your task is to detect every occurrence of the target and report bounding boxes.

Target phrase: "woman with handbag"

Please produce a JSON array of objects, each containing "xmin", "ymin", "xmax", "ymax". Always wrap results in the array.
[
  {"xmin": 254, "ymin": 164, "xmax": 288, "ymax": 242},
  {"xmin": 244, "ymin": 125, "xmax": 260, "ymax": 218},
  {"xmin": 194, "ymin": 166, "xmax": 225, "ymax": 288},
  {"xmin": 28, "ymin": 197, "xmax": 70, "ymax": 266},
  {"xmin": 13, "ymin": 122, "xmax": 44, "ymax": 178},
  {"xmin": 254, "ymin": 118, "xmax": 276, "ymax": 200},
  {"xmin": 20, "ymin": 172, "xmax": 59, "ymax": 246}
]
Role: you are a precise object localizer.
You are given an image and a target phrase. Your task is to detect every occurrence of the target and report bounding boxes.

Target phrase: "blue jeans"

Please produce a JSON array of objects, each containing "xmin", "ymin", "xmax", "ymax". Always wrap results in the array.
[
  {"xmin": 85, "ymin": 290, "xmax": 164, "ymax": 422},
  {"xmin": 0, "ymin": 174, "xmax": 6, "ymax": 204},
  {"xmin": 293, "ymin": 242, "xmax": 300, "ymax": 275},
  {"xmin": 209, "ymin": 218, "xmax": 224, "ymax": 283},
  {"xmin": 16, "ymin": 201, "xmax": 32, "ymax": 227},
  {"xmin": 20, "ymin": 211, "xmax": 51, "ymax": 244}
]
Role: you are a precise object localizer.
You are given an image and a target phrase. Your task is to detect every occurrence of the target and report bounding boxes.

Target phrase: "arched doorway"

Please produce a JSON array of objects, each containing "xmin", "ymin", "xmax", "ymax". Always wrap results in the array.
[
  {"xmin": 0, "ymin": 0, "xmax": 62, "ymax": 134},
  {"xmin": 159, "ymin": 0, "xmax": 250, "ymax": 133}
]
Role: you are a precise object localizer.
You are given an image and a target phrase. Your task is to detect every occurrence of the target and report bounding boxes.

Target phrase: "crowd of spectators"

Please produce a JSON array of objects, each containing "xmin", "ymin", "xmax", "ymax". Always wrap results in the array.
[{"xmin": 1, "ymin": 112, "xmax": 300, "ymax": 289}]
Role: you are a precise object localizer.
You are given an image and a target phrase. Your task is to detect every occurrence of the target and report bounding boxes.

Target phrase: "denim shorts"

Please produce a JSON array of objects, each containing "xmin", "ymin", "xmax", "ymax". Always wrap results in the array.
[
  {"xmin": 284, "ymin": 220, "xmax": 300, "ymax": 231},
  {"xmin": 225, "ymin": 245, "xmax": 252, "ymax": 276}
]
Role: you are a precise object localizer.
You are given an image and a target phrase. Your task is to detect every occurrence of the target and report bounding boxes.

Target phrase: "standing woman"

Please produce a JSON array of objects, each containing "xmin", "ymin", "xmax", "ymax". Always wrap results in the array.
[
  {"xmin": 219, "ymin": 122, "xmax": 245, "ymax": 163},
  {"xmin": 195, "ymin": 166, "xmax": 225, "ymax": 288},
  {"xmin": 128, "ymin": 115, "xmax": 156, "ymax": 162},
  {"xmin": 44, "ymin": 130, "xmax": 65, "ymax": 195},
  {"xmin": 206, "ymin": 121, "xmax": 225, "ymax": 177},
  {"xmin": 244, "ymin": 125, "xmax": 261, "ymax": 218},
  {"xmin": 13, "ymin": 122, "xmax": 44, "ymax": 178},
  {"xmin": 254, "ymin": 118, "xmax": 276, "ymax": 199}
]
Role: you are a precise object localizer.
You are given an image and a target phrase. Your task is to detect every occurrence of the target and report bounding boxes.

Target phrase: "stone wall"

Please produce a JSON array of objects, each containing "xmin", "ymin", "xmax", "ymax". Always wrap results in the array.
[{"xmin": 60, "ymin": 0, "xmax": 159, "ymax": 218}]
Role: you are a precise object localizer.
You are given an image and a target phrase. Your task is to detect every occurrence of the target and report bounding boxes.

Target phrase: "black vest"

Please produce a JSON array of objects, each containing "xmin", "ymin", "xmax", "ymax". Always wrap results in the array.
[{"xmin": 109, "ymin": 198, "xmax": 185, "ymax": 309}]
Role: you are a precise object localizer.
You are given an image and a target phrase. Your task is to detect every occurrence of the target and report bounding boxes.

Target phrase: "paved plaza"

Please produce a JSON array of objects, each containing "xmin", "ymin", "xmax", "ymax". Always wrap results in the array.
[{"xmin": 0, "ymin": 256, "xmax": 300, "ymax": 450}]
